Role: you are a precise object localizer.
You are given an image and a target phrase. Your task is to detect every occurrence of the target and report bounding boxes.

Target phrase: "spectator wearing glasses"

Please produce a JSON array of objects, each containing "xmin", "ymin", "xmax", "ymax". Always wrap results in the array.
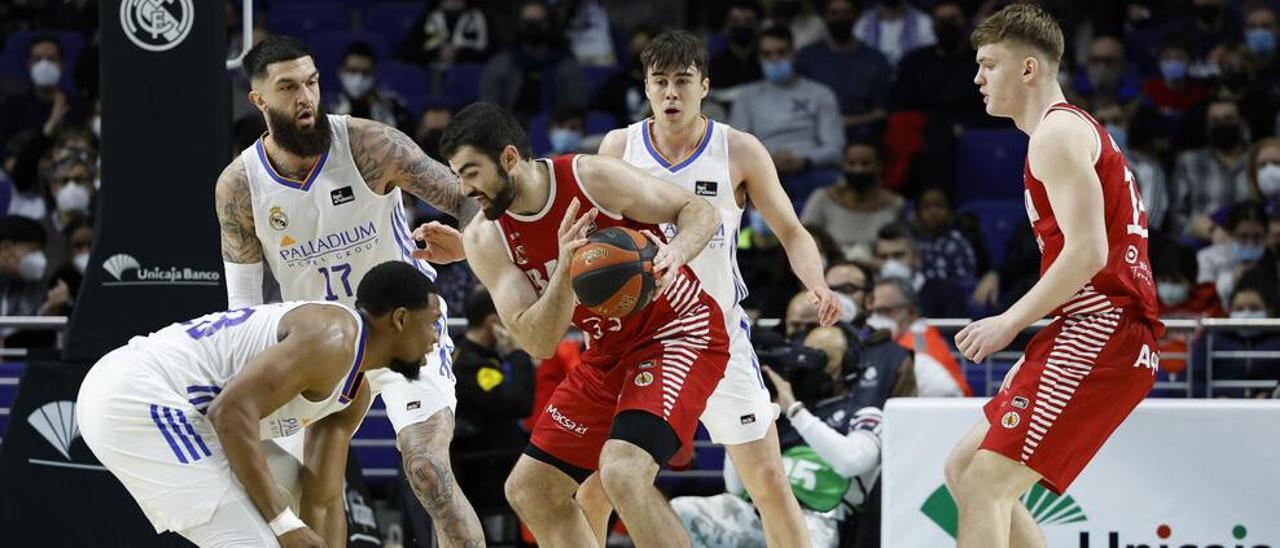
[
  {"xmin": 865, "ymin": 277, "xmax": 970, "ymax": 397},
  {"xmin": 825, "ymin": 261, "xmax": 872, "ymax": 312}
]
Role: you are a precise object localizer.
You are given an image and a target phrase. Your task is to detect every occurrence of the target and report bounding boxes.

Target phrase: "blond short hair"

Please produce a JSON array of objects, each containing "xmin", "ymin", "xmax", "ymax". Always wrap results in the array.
[{"xmin": 971, "ymin": 2, "xmax": 1064, "ymax": 65}]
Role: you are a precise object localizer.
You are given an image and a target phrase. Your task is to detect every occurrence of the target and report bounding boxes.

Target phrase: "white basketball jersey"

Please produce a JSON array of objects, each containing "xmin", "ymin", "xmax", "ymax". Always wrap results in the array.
[
  {"xmin": 622, "ymin": 118, "xmax": 747, "ymax": 320},
  {"xmin": 237, "ymin": 114, "xmax": 453, "ymax": 361},
  {"xmin": 126, "ymin": 302, "xmax": 367, "ymax": 440}
]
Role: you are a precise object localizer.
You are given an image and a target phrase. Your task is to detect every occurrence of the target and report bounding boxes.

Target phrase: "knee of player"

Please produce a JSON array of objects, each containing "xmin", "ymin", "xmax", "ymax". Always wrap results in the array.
[
  {"xmin": 598, "ymin": 445, "xmax": 659, "ymax": 500},
  {"xmin": 943, "ymin": 451, "xmax": 970, "ymax": 492}
]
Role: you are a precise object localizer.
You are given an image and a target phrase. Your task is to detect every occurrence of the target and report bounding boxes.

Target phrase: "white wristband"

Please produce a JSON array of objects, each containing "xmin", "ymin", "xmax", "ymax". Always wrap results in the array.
[
  {"xmin": 268, "ymin": 507, "xmax": 305, "ymax": 537},
  {"xmin": 786, "ymin": 401, "xmax": 805, "ymax": 419}
]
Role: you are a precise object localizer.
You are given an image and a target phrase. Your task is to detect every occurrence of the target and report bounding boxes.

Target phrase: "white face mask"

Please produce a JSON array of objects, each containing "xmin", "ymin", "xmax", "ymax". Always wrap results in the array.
[
  {"xmin": 1258, "ymin": 164, "xmax": 1280, "ymax": 198},
  {"xmin": 90, "ymin": 115, "xmax": 101, "ymax": 138},
  {"xmin": 879, "ymin": 259, "xmax": 914, "ymax": 282},
  {"xmin": 866, "ymin": 313, "xmax": 900, "ymax": 338},
  {"xmin": 836, "ymin": 293, "xmax": 859, "ymax": 323},
  {"xmin": 72, "ymin": 251, "xmax": 90, "ymax": 274},
  {"xmin": 18, "ymin": 250, "xmax": 47, "ymax": 281},
  {"xmin": 55, "ymin": 182, "xmax": 92, "ymax": 214},
  {"xmin": 340, "ymin": 72, "xmax": 374, "ymax": 99},
  {"xmin": 30, "ymin": 59, "xmax": 61, "ymax": 88}
]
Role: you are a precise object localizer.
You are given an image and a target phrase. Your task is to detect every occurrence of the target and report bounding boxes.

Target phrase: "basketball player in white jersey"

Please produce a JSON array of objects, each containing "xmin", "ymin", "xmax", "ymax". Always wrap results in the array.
[
  {"xmin": 578, "ymin": 30, "xmax": 841, "ymax": 547},
  {"xmin": 78, "ymin": 262, "xmax": 442, "ymax": 548},
  {"xmin": 213, "ymin": 36, "xmax": 483, "ymax": 545}
]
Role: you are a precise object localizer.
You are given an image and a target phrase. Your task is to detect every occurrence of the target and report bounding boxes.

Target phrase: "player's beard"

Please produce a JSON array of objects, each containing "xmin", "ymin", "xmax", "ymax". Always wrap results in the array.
[
  {"xmin": 387, "ymin": 356, "xmax": 422, "ymax": 381},
  {"xmin": 267, "ymin": 104, "xmax": 332, "ymax": 157},
  {"xmin": 483, "ymin": 169, "xmax": 518, "ymax": 220}
]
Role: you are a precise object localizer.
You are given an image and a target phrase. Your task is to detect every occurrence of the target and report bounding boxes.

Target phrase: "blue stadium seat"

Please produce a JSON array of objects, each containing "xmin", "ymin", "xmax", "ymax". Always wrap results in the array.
[
  {"xmin": 379, "ymin": 61, "xmax": 428, "ymax": 97},
  {"xmin": 443, "ymin": 63, "xmax": 485, "ymax": 105},
  {"xmin": 706, "ymin": 32, "xmax": 728, "ymax": 58},
  {"xmin": 581, "ymin": 65, "xmax": 618, "ymax": 99},
  {"xmin": 363, "ymin": 2, "xmax": 428, "ymax": 44},
  {"xmin": 307, "ymin": 31, "xmax": 391, "ymax": 93},
  {"xmin": 956, "ymin": 199, "xmax": 1025, "ymax": 268},
  {"xmin": 585, "ymin": 110, "xmax": 619, "ymax": 135},
  {"xmin": 954, "ymin": 129, "xmax": 1029, "ymax": 203},
  {"xmin": 267, "ymin": 3, "xmax": 350, "ymax": 37}
]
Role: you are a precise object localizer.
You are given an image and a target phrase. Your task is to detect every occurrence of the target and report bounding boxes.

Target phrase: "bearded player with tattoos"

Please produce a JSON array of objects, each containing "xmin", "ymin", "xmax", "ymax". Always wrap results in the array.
[{"xmin": 213, "ymin": 36, "xmax": 483, "ymax": 547}]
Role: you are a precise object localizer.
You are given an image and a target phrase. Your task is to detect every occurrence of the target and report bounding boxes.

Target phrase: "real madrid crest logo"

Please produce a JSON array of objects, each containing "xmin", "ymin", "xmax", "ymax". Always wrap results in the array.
[
  {"xmin": 120, "ymin": 0, "xmax": 195, "ymax": 52},
  {"xmin": 269, "ymin": 206, "xmax": 289, "ymax": 231}
]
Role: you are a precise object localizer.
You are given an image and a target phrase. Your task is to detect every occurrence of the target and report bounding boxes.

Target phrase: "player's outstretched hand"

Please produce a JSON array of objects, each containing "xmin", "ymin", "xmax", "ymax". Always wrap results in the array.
[
  {"xmin": 278, "ymin": 527, "xmax": 325, "ymax": 548},
  {"xmin": 640, "ymin": 229, "xmax": 679, "ymax": 294},
  {"xmin": 954, "ymin": 314, "xmax": 1017, "ymax": 363},
  {"xmin": 557, "ymin": 197, "xmax": 598, "ymax": 266},
  {"xmin": 411, "ymin": 221, "xmax": 465, "ymax": 264},
  {"xmin": 810, "ymin": 285, "xmax": 840, "ymax": 327}
]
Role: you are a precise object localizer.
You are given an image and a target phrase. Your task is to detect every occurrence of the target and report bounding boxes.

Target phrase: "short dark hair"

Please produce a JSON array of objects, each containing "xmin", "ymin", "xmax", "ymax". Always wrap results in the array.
[
  {"xmin": 465, "ymin": 287, "xmax": 497, "ymax": 327},
  {"xmin": 27, "ymin": 34, "xmax": 61, "ymax": 59},
  {"xmin": 727, "ymin": 0, "xmax": 765, "ymax": 20},
  {"xmin": 876, "ymin": 222, "xmax": 913, "ymax": 244},
  {"xmin": 341, "ymin": 41, "xmax": 378, "ymax": 65},
  {"xmin": 760, "ymin": 25, "xmax": 794, "ymax": 49},
  {"xmin": 355, "ymin": 262, "xmax": 438, "ymax": 317},
  {"xmin": 875, "ymin": 276, "xmax": 920, "ymax": 312},
  {"xmin": 440, "ymin": 102, "xmax": 532, "ymax": 164},
  {"xmin": 550, "ymin": 105, "xmax": 585, "ymax": 125},
  {"xmin": 0, "ymin": 215, "xmax": 47, "ymax": 247},
  {"xmin": 242, "ymin": 35, "xmax": 315, "ymax": 81},
  {"xmin": 1227, "ymin": 200, "xmax": 1269, "ymax": 231},
  {"xmin": 640, "ymin": 31, "xmax": 709, "ymax": 79}
]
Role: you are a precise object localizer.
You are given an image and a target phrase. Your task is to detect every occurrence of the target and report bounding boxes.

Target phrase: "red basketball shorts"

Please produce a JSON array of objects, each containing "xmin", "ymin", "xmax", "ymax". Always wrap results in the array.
[
  {"xmin": 981, "ymin": 307, "xmax": 1157, "ymax": 493},
  {"xmin": 528, "ymin": 290, "xmax": 730, "ymax": 476}
]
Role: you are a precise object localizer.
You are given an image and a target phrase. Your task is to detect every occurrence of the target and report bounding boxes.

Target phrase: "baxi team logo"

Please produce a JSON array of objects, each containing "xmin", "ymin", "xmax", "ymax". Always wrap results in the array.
[{"xmin": 120, "ymin": 0, "xmax": 194, "ymax": 52}]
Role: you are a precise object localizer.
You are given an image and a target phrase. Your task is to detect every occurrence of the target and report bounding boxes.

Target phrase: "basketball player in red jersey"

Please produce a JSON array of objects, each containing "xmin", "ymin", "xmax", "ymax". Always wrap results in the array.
[
  {"xmin": 442, "ymin": 102, "xmax": 729, "ymax": 548},
  {"xmin": 943, "ymin": 5, "xmax": 1163, "ymax": 547}
]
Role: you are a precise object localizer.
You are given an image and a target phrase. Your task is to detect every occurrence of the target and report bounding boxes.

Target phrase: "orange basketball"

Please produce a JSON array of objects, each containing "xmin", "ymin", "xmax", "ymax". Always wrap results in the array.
[{"xmin": 569, "ymin": 227, "xmax": 658, "ymax": 317}]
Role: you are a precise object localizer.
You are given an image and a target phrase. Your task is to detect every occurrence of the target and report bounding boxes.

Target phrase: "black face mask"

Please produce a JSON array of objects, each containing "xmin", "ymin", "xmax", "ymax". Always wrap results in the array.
[
  {"xmin": 518, "ymin": 19, "xmax": 551, "ymax": 46},
  {"xmin": 1221, "ymin": 70, "xmax": 1249, "ymax": 91},
  {"xmin": 844, "ymin": 171, "xmax": 877, "ymax": 191},
  {"xmin": 728, "ymin": 26, "xmax": 756, "ymax": 48},
  {"xmin": 825, "ymin": 19, "xmax": 855, "ymax": 43},
  {"xmin": 1209, "ymin": 123, "xmax": 1244, "ymax": 151},
  {"xmin": 934, "ymin": 20, "xmax": 966, "ymax": 50},
  {"xmin": 419, "ymin": 129, "xmax": 444, "ymax": 161}
]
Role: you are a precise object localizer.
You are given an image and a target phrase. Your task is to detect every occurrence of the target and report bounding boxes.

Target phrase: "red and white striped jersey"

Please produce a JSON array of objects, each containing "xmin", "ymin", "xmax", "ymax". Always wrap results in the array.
[{"xmin": 1022, "ymin": 102, "xmax": 1161, "ymax": 329}]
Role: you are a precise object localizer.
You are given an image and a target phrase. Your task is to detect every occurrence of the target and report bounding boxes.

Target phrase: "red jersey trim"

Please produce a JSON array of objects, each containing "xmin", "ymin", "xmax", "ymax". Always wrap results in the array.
[
  {"xmin": 570, "ymin": 155, "xmax": 624, "ymax": 220},
  {"xmin": 508, "ymin": 159, "xmax": 558, "ymax": 223},
  {"xmin": 1042, "ymin": 103, "xmax": 1102, "ymax": 167}
]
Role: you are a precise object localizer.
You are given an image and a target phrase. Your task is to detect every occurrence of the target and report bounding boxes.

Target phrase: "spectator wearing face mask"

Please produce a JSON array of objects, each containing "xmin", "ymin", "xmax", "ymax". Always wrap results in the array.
[
  {"xmin": 730, "ymin": 26, "xmax": 845, "ymax": 179},
  {"xmin": 0, "ymin": 215, "xmax": 50, "ymax": 329},
  {"xmin": 865, "ymin": 277, "xmax": 966, "ymax": 397},
  {"xmin": 892, "ymin": 1, "xmax": 985, "ymax": 130},
  {"xmin": 871, "ymin": 223, "xmax": 968, "ymax": 319},
  {"xmin": 0, "ymin": 35, "xmax": 78, "ymax": 158},
  {"xmin": 1179, "ymin": 0, "xmax": 1241, "ymax": 62},
  {"xmin": 740, "ymin": 214, "xmax": 839, "ymax": 322},
  {"xmin": 1141, "ymin": 39, "xmax": 1207, "ymax": 117},
  {"xmin": 43, "ymin": 155, "xmax": 95, "ymax": 270},
  {"xmin": 1203, "ymin": 282, "xmax": 1280, "ymax": 398},
  {"xmin": 1245, "ymin": 6, "xmax": 1279, "ymax": 88},
  {"xmin": 328, "ymin": 42, "xmax": 414, "ymax": 136},
  {"xmin": 41, "ymin": 214, "xmax": 92, "ymax": 319},
  {"xmin": 795, "ymin": 0, "xmax": 892, "ymax": 138},
  {"xmin": 547, "ymin": 105, "xmax": 587, "ymax": 154},
  {"xmin": 1075, "ymin": 36, "xmax": 1144, "ymax": 105},
  {"xmin": 800, "ymin": 140, "xmax": 903, "ymax": 261},
  {"xmin": 1247, "ymin": 137, "xmax": 1280, "ymax": 215},
  {"xmin": 709, "ymin": 1, "xmax": 766, "ymax": 97},
  {"xmin": 825, "ymin": 261, "xmax": 873, "ymax": 313},
  {"xmin": 1172, "ymin": 97, "xmax": 1252, "ymax": 240},
  {"xmin": 1094, "ymin": 101, "xmax": 1170, "ymax": 231},
  {"xmin": 559, "ymin": 0, "xmax": 617, "ymax": 66},
  {"xmin": 1150, "ymin": 235, "xmax": 1224, "ymax": 377},
  {"xmin": 480, "ymin": 1, "xmax": 587, "ymax": 124},
  {"xmin": 853, "ymin": 0, "xmax": 935, "ymax": 67},
  {"xmin": 1208, "ymin": 45, "xmax": 1276, "ymax": 141},
  {"xmin": 413, "ymin": 101, "xmax": 454, "ymax": 162},
  {"xmin": 1197, "ymin": 201, "xmax": 1270, "ymax": 308},
  {"xmin": 399, "ymin": 0, "xmax": 490, "ymax": 66}
]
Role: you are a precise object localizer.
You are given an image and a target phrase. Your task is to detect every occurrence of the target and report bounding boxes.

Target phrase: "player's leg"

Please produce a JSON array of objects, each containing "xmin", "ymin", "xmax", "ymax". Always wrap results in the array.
[
  {"xmin": 953, "ymin": 449, "xmax": 1043, "ymax": 548},
  {"xmin": 722, "ymin": 425, "xmax": 811, "ymax": 546},
  {"xmin": 176, "ymin": 488, "xmax": 281, "ymax": 548},
  {"xmin": 371, "ymin": 364, "xmax": 483, "ymax": 547},
  {"xmin": 946, "ymin": 421, "xmax": 1044, "ymax": 548},
  {"xmin": 512, "ymin": 363, "xmax": 617, "ymax": 545},
  {"xmin": 574, "ymin": 472, "xmax": 611, "ymax": 546},
  {"xmin": 597, "ymin": 416, "xmax": 689, "ymax": 548}
]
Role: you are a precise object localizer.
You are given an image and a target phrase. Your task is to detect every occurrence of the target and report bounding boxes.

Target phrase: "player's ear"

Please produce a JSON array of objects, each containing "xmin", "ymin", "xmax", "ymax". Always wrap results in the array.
[
  {"xmin": 392, "ymin": 307, "xmax": 408, "ymax": 331},
  {"xmin": 1022, "ymin": 56, "xmax": 1037, "ymax": 82},
  {"xmin": 248, "ymin": 89, "xmax": 266, "ymax": 112},
  {"xmin": 501, "ymin": 145, "xmax": 520, "ymax": 172},
  {"xmin": 700, "ymin": 76, "xmax": 709, "ymax": 100}
]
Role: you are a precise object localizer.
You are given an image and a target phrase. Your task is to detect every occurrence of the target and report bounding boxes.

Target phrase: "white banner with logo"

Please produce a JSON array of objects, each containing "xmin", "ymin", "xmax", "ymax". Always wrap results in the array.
[{"xmin": 883, "ymin": 399, "xmax": 1280, "ymax": 547}]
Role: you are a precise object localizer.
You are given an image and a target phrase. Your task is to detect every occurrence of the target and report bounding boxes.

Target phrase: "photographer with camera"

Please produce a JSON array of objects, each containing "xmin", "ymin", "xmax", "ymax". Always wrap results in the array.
[{"xmin": 672, "ymin": 292, "xmax": 916, "ymax": 547}]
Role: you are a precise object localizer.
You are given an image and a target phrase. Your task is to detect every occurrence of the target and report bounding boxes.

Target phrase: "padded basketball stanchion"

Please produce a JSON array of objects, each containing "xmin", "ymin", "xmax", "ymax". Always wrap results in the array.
[{"xmin": 0, "ymin": 2, "xmax": 231, "ymax": 546}]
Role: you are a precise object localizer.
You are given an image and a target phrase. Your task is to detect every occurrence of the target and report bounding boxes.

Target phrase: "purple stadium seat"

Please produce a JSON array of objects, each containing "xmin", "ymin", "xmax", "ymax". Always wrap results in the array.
[
  {"xmin": 363, "ymin": 2, "xmax": 428, "ymax": 45},
  {"xmin": 954, "ymin": 129, "xmax": 1029, "ymax": 204},
  {"xmin": 267, "ymin": 3, "xmax": 350, "ymax": 37}
]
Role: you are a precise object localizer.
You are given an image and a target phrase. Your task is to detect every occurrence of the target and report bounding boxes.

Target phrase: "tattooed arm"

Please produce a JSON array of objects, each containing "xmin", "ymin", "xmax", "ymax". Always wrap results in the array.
[
  {"xmin": 347, "ymin": 116, "xmax": 482, "ymax": 229},
  {"xmin": 398, "ymin": 410, "xmax": 485, "ymax": 548},
  {"xmin": 215, "ymin": 156, "xmax": 267, "ymax": 308}
]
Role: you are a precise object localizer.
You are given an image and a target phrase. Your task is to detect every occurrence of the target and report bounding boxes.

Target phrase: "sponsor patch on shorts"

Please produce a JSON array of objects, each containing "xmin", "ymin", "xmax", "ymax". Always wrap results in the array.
[{"xmin": 1012, "ymin": 396, "xmax": 1029, "ymax": 409}]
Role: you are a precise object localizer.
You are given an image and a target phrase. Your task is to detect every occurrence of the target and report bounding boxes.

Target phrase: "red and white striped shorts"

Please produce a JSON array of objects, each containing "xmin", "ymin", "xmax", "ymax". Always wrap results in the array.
[{"xmin": 980, "ymin": 307, "xmax": 1157, "ymax": 493}]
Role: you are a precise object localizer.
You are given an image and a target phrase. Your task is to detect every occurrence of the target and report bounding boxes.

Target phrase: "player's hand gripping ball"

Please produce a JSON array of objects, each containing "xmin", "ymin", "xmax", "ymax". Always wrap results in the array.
[{"xmin": 569, "ymin": 227, "xmax": 658, "ymax": 317}]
